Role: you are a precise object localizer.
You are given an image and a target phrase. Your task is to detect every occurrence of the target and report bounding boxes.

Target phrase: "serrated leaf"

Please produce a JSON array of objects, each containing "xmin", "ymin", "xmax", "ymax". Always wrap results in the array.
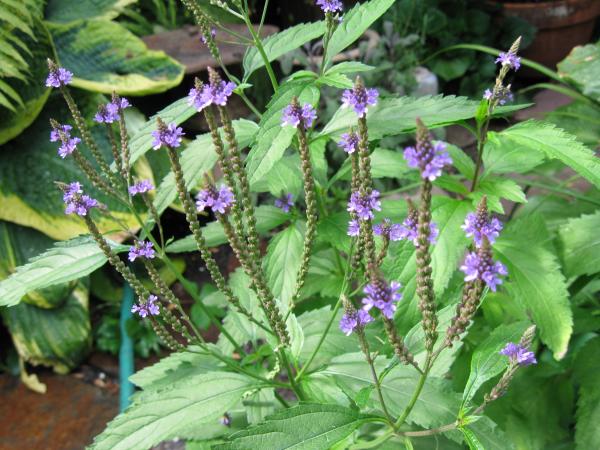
[
  {"xmin": 482, "ymin": 131, "xmax": 545, "ymax": 175},
  {"xmin": 477, "ymin": 177, "xmax": 527, "ymax": 203},
  {"xmin": 574, "ymin": 338, "xmax": 600, "ymax": 449},
  {"xmin": 558, "ymin": 210, "xmax": 600, "ymax": 278}
]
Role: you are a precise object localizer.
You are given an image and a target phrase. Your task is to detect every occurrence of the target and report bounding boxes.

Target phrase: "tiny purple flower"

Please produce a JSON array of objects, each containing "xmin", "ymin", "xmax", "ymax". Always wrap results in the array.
[
  {"xmin": 94, "ymin": 98, "xmax": 130, "ymax": 123},
  {"xmin": 46, "ymin": 67, "xmax": 73, "ymax": 88},
  {"xmin": 128, "ymin": 241, "xmax": 156, "ymax": 262},
  {"xmin": 500, "ymin": 342, "xmax": 537, "ymax": 366},
  {"xmin": 201, "ymin": 27, "xmax": 217, "ymax": 44},
  {"xmin": 338, "ymin": 132, "xmax": 359, "ymax": 154},
  {"xmin": 188, "ymin": 79, "xmax": 236, "ymax": 111},
  {"xmin": 281, "ymin": 102, "xmax": 317, "ymax": 129},
  {"xmin": 128, "ymin": 179, "xmax": 154, "ymax": 196},
  {"xmin": 151, "ymin": 122, "xmax": 184, "ymax": 149},
  {"xmin": 460, "ymin": 251, "xmax": 508, "ymax": 292},
  {"xmin": 220, "ymin": 413, "xmax": 231, "ymax": 427},
  {"xmin": 347, "ymin": 219, "xmax": 360, "ymax": 237},
  {"xmin": 196, "ymin": 185, "xmax": 235, "ymax": 214},
  {"xmin": 373, "ymin": 218, "xmax": 403, "ymax": 241},
  {"xmin": 347, "ymin": 190, "xmax": 381, "ymax": 221},
  {"xmin": 483, "ymin": 87, "xmax": 513, "ymax": 105},
  {"xmin": 362, "ymin": 280, "xmax": 402, "ymax": 320},
  {"xmin": 462, "ymin": 212, "xmax": 503, "ymax": 247},
  {"xmin": 341, "ymin": 84, "xmax": 379, "ymax": 118},
  {"xmin": 50, "ymin": 123, "xmax": 81, "ymax": 158},
  {"xmin": 495, "ymin": 51, "xmax": 521, "ymax": 71},
  {"xmin": 63, "ymin": 182, "xmax": 98, "ymax": 216},
  {"xmin": 275, "ymin": 193, "xmax": 294, "ymax": 213},
  {"xmin": 483, "ymin": 89, "xmax": 493, "ymax": 100},
  {"xmin": 132, "ymin": 294, "xmax": 160, "ymax": 318},
  {"xmin": 316, "ymin": 0, "xmax": 343, "ymax": 13},
  {"xmin": 404, "ymin": 140, "xmax": 452, "ymax": 181},
  {"xmin": 339, "ymin": 308, "xmax": 373, "ymax": 336},
  {"xmin": 397, "ymin": 213, "xmax": 438, "ymax": 247}
]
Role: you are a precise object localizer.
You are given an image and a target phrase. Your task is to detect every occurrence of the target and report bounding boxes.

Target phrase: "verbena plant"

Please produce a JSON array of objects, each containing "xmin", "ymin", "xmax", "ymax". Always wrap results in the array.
[{"xmin": 2, "ymin": 0, "xmax": 600, "ymax": 448}]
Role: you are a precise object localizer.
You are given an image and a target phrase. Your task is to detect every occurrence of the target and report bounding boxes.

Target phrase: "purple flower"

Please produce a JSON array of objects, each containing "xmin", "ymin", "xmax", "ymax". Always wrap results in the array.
[
  {"xmin": 128, "ymin": 241, "xmax": 156, "ymax": 262},
  {"xmin": 220, "ymin": 413, "xmax": 231, "ymax": 427},
  {"xmin": 396, "ymin": 213, "xmax": 438, "ymax": 246},
  {"xmin": 338, "ymin": 132, "xmax": 359, "ymax": 154},
  {"xmin": 46, "ymin": 67, "xmax": 73, "ymax": 88},
  {"xmin": 132, "ymin": 294, "xmax": 160, "ymax": 318},
  {"xmin": 404, "ymin": 140, "xmax": 452, "ymax": 181},
  {"xmin": 339, "ymin": 309, "xmax": 373, "ymax": 336},
  {"xmin": 462, "ymin": 212, "xmax": 503, "ymax": 247},
  {"xmin": 201, "ymin": 27, "xmax": 217, "ymax": 44},
  {"xmin": 496, "ymin": 51, "xmax": 521, "ymax": 71},
  {"xmin": 128, "ymin": 179, "xmax": 154, "ymax": 196},
  {"xmin": 341, "ymin": 84, "xmax": 379, "ymax": 118},
  {"xmin": 373, "ymin": 218, "xmax": 403, "ymax": 241},
  {"xmin": 483, "ymin": 87, "xmax": 513, "ymax": 105},
  {"xmin": 50, "ymin": 123, "xmax": 80, "ymax": 158},
  {"xmin": 281, "ymin": 102, "xmax": 317, "ymax": 129},
  {"xmin": 316, "ymin": 0, "xmax": 343, "ymax": 13},
  {"xmin": 500, "ymin": 342, "xmax": 537, "ymax": 366},
  {"xmin": 275, "ymin": 193, "xmax": 294, "ymax": 213},
  {"xmin": 483, "ymin": 89, "xmax": 493, "ymax": 100},
  {"xmin": 188, "ymin": 79, "xmax": 236, "ymax": 112},
  {"xmin": 151, "ymin": 122, "xmax": 184, "ymax": 149},
  {"xmin": 347, "ymin": 219, "xmax": 360, "ymax": 237},
  {"xmin": 196, "ymin": 185, "xmax": 235, "ymax": 214},
  {"xmin": 460, "ymin": 251, "xmax": 508, "ymax": 292},
  {"xmin": 362, "ymin": 280, "xmax": 402, "ymax": 319},
  {"xmin": 63, "ymin": 182, "xmax": 98, "ymax": 216},
  {"xmin": 94, "ymin": 98, "xmax": 130, "ymax": 124},
  {"xmin": 347, "ymin": 190, "xmax": 381, "ymax": 221}
]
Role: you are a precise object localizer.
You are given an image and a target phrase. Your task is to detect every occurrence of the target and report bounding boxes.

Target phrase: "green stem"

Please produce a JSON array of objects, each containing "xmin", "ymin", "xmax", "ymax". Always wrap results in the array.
[
  {"xmin": 394, "ymin": 355, "xmax": 431, "ymax": 430},
  {"xmin": 279, "ymin": 348, "xmax": 306, "ymax": 401},
  {"xmin": 243, "ymin": 13, "xmax": 279, "ymax": 92}
]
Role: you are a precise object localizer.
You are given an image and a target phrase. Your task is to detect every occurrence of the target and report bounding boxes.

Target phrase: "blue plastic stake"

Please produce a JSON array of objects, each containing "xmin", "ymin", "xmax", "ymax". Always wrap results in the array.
[{"xmin": 119, "ymin": 282, "xmax": 135, "ymax": 412}]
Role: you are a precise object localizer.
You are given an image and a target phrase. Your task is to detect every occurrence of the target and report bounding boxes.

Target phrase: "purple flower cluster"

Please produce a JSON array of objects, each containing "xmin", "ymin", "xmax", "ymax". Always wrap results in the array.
[
  {"xmin": 500, "ymin": 342, "xmax": 537, "ymax": 366},
  {"xmin": 94, "ymin": 98, "xmax": 130, "ymax": 124},
  {"xmin": 275, "ymin": 193, "xmax": 294, "ymax": 213},
  {"xmin": 151, "ymin": 122, "xmax": 184, "ymax": 149},
  {"xmin": 496, "ymin": 51, "xmax": 521, "ymax": 71},
  {"xmin": 339, "ymin": 309, "xmax": 373, "ymax": 336},
  {"xmin": 362, "ymin": 281, "xmax": 402, "ymax": 319},
  {"xmin": 460, "ymin": 251, "xmax": 508, "ymax": 292},
  {"xmin": 338, "ymin": 132, "xmax": 359, "ymax": 154},
  {"xmin": 316, "ymin": 0, "xmax": 343, "ymax": 13},
  {"xmin": 128, "ymin": 179, "xmax": 154, "ymax": 196},
  {"xmin": 281, "ymin": 102, "xmax": 317, "ymax": 129},
  {"xmin": 63, "ymin": 182, "xmax": 98, "ymax": 216},
  {"xmin": 396, "ymin": 214, "xmax": 439, "ymax": 247},
  {"xmin": 131, "ymin": 294, "xmax": 160, "ymax": 318},
  {"xmin": 373, "ymin": 218, "xmax": 403, "ymax": 241},
  {"xmin": 46, "ymin": 67, "xmax": 73, "ymax": 88},
  {"xmin": 201, "ymin": 27, "xmax": 217, "ymax": 44},
  {"xmin": 128, "ymin": 241, "xmax": 156, "ymax": 262},
  {"xmin": 404, "ymin": 140, "xmax": 452, "ymax": 181},
  {"xmin": 196, "ymin": 185, "xmax": 235, "ymax": 214},
  {"xmin": 347, "ymin": 190, "xmax": 381, "ymax": 221},
  {"xmin": 188, "ymin": 79, "xmax": 236, "ymax": 112},
  {"xmin": 341, "ymin": 85, "xmax": 379, "ymax": 118},
  {"xmin": 50, "ymin": 124, "xmax": 81, "ymax": 158},
  {"xmin": 462, "ymin": 212, "xmax": 503, "ymax": 247},
  {"xmin": 347, "ymin": 219, "xmax": 360, "ymax": 237},
  {"xmin": 483, "ymin": 87, "xmax": 513, "ymax": 105}
]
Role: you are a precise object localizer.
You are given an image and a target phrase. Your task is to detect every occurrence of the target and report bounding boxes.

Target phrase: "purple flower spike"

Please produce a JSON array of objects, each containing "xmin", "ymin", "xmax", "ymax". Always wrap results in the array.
[
  {"xmin": 281, "ymin": 102, "xmax": 317, "ymax": 129},
  {"xmin": 347, "ymin": 219, "xmax": 360, "ymax": 237},
  {"xmin": 50, "ymin": 123, "xmax": 81, "ymax": 158},
  {"xmin": 151, "ymin": 122, "xmax": 184, "ymax": 149},
  {"xmin": 128, "ymin": 179, "xmax": 154, "ymax": 196},
  {"xmin": 373, "ymin": 218, "xmax": 403, "ymax": 241},
  {"xmin": 63, "ymin": 182, "xmax": 98, "ymax": 216},
  {"xmin": 46, "ymin": 67, "xmax": 73, "ymax": 88},
  {"xmin": 496, "ymin": 51, "xmax": 521, "ymax": 71},
  {"xmin": 396, "ymin": 212, "xmax": 438, "ymax": 247},
  {"xmin": 188, "ymin": 79, "xmax": 236, "ymax": 112},
  {"xmin": 347, "ymin": 190, "xmax": 381, "ymax": 221},
  {"xmin": 128, "ymin": 241, "xmax": 156, "ymax": 262},
  {"xmin": 94, "ymin": 98, "xmax": 130, "ymax": 124},
  {"xmin": 404, "ymin": 140, "xmax": 452, "ymax": 181},
  {"xmin": 500, "ymin": 342, "xmax": 537, "ymax": 366},
  {"xmin": 275, "ymin": 193, "xmax": 294, "ymax": 213},
  {"xmin": 341, "ymin": 83, "xmax": 379, "ymax": 118},
  {"xmin": 362, "ymin": 280, "xmax": 402, "ymax": 320},
  {"xmin": 132, "ymin": 294, "xmax": 160, "ymax": 318},
  {"xmin": 460, "ymin": 251, "xmax": 508, "ymax": 292},
  {"xmin": 483, "ymin": 87, "xmax": 513, "ymax": 105},
  {"xmin": 196, "ymin": 185, "xmax": 235, "ymax": 214},
  {"xmin": 316, "ymin": 0, "xmax": 343, "ymax": 13},
  {"xmin": 339, "ymin": 309, "xmax": 373, "ymax": 336},
  {"xmin": 201, "ymin": 27, "xmax": 217, "ymax": 44},
  {"xmin": 338, "ymin": 132, "xmax": 359, "ymax": 154},
  {"xmin": 462, "ymin": 211, "xmax": 503, "ymax": 247}
]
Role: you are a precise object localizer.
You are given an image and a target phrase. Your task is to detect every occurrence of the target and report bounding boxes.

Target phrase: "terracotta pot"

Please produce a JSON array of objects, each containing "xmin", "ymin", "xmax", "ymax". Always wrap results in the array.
[{"xmin": 497, "ymin": 0, "xmax": 600, "ymax": 73}]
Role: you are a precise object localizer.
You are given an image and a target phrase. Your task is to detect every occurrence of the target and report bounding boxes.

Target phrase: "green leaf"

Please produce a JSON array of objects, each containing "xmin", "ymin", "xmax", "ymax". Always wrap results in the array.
[
  {"xmin": 482, "ymin": 131, "xmax": 546, "ymax": 175},
  {"xmin": 166, "ymin": 205, "xmax": 290, "ymax": 253},
  {"xmin": 317, "ymin": 72, "xmax": 354, "ymax": 89},
  {"xmin": 329, "ymin": 148, "xmax": 410, "ymax": 186},
  {"xmin": 545, "ymin": 100, "xmax": 600, "ymax": 148},
  {"xmin": 476, "ymin": 177, "xmax": 527, "ymax": 204},
  {"xmin": 243, "ymin": 21, "xmax": 326, "ymax": 81},
  {"xmin": 264, "ymin": 222, "xmax": 304, "ymax": 306},
  {"xmin": 246, "ymin": 80, "xmax": 319, "ymax": 185},
  {"xmin": 325, "ymin": 0, "xmax": 395, "ymax": 67},
  {"xmin": 90, "ymin": 372, "xmax": 260, "ymax": 450},
  {"xmin": 492, "ymin": 121, "xmax": 600, "ymax": 189},
  {"xmin": 49, "ymin": 19, "xmax": 184, "ymax": 95},
  {"xmin": 558, "ymin": 210, "xmax": 600, "ymax": 278},
  {"xmin": 446, "ymin": 144, "xmax": 475, "ymax": 180},
  {"xmin": 0, "ymin": 235, "xmax": 126, "ymax": 307},
  {"xmin": 245, "ymin": 388, "xmax": 277, "ymax": 425},
  {"xmin": 462, "ymin": 321, "xmax": 530, "ymax": 405},
  {"xmin": 215, "ymin": 403, "xmax": 373, "ymax": 450},
  {"xmin": 44, "ymin": 0, "xmax": 136, "ymax": 23},
  {"xmin": 325, "ymin": 62, "xmax": 374, "ymax": 76},
  {"xmin": 494, "ymin": 214, "xmax": 573, "ymax": 359},
  {"xmin": 574, "ymin": 338, "xmax": 600, "ymax": 449},
  {"xmin": 557, "ymin": 42, "xmax": 600, "ymax": 102},
  {"xmin": 463, "ymin": 416, "xmax": 515, "ymax": 450},
  {"xmin": 460, "ymin": 427, "xmax": 484, "ymax": 450},
  {"xmin": 250, "ymin": 155, "xmax": 304, "ymax": 197}
]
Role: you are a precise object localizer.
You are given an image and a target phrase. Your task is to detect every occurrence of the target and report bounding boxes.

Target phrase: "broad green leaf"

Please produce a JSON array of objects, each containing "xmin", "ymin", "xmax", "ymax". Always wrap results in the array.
[
  {"xmin": 482, "ymin": 131, "xmax": 545, "ymax": 175},
  {"xmin": 325, "ymin": 0, "xmax": 395, "ymax": 67},
  {"xmin": 215, "ymin": 403, "xmax": 373, "ymax": 450},
  {"xmin": 464, "ymin": 416, "xmax": 515, "ymax": 450},
  {"xmin": 243, "ymin": 21, "xmax": 326, "ymax": 81},
  {"xmin": 245, "ymin": 388, "xmax": 277, "ymax": 425},
  {"xmin": 49, "ymin": 19, "xmax": 184, "ymax": 95},
  {"xmin": 462, "ymin": 321, "xmax": 529, "ymax": 405},
  {"xmin": 493, "ymin": 121, "xmax": 600, "ymax": 188},
  {"xmin": 166, "ymin": 205, "xmax": 290, "ymax": 253},
  {"xmin": 250, "ymin": 155, "xmax": 304, "ymax": 197},
  {"xmin": 264, "ymin": 222, "xmax": 304, "ymax": 305},
  {"xmin": 574, "ymin": 338, "xmax": 600, "ymax": 449},
  {"xmin": 90, "ymin": 372, "xmax": 260, "ymax": 450},
  {"xmin": 153, "ymin": 119, "xmax": 258, "ymax": 213},
  {"xmin": 329, "ymin": 148, "xmax": 411, "ymax": 186},
  {"xmin": 246, "ymin": 80, "xmax": 319, "ymax": 185},
  {"xmin": 325, "ymin": 62, "xmax": 375, "ymax": 76},
  {"xmin": 44, "ymin": 0, "xmax": 135, "ymax": 23},
  {"xmin": 494, "ymin": 214, "xmax": 572, "ymax": 359},
  {"xmin": 557, "ymin": 42, "xmax": 600, "ymax": 101},
  {"xmin": 558, "ymin": 210, "xmax": 600, "ymax": 278},
  {"xmin": 446, "ymin": 144, "xmax": 475, "ymax": 180},
  {"xmin": 317, "ymin": 73, "xmax": 353, "ymax": 89},
  {"xmin": 476, "ymin": 177, "xmax": 527, "ymax": 204},
  {"xmin": 0, "ymin": 235, "xmax": 127, "ymax": 307}
]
